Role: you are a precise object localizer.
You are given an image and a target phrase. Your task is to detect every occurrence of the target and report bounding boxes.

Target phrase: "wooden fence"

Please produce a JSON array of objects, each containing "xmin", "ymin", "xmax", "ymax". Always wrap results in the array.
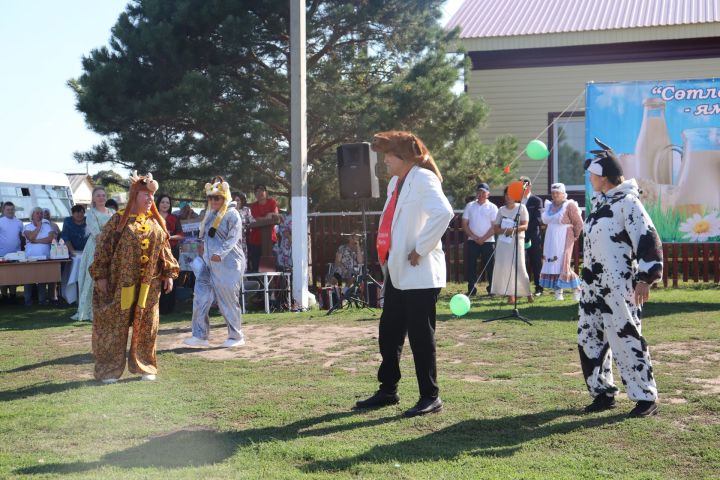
[{"xmin": 308, "ymin": 212, "xmax": 719, "ymax": 288}]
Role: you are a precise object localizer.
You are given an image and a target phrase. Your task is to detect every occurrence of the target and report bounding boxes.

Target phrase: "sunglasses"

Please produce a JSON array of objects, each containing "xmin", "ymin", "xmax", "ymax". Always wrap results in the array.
[{"xmin": 208, "ymin": 195, "xmax": 224, "ymax": 201}]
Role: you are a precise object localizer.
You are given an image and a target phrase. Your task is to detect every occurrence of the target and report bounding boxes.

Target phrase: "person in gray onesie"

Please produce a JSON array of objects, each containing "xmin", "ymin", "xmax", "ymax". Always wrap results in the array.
[{"xmin": 184, "ymin": 176, "xmax": 246, "ymax": 349}]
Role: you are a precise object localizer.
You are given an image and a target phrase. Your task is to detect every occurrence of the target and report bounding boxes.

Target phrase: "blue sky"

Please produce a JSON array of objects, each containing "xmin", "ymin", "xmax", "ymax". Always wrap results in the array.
[{"xmin": 0, "ymin": 0, "xmax": 464, "ymax": 176}]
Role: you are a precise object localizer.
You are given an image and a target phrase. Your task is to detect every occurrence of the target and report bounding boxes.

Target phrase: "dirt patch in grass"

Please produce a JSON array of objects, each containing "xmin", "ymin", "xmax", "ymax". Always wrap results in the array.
[
  {"xmin": 688, "ymin": 376, "xmax": 720, "ymax": 395},
  {"xmin": 162, "ymin": 323, "xmax": 377, "ymax": 365},
  {"xmin": 653, "ymin": 341, "xmax": 720, "ymax": 395},
  {"xmin": 38, "ymin": 323, "xmax": 378, "ymax": 367},
  {"xmin": 44, "ymin": 323, "xmax": 378, "ymax": 366},
  {"xmin": 653, "ymin": 340, "xmax": 718, "ymax": 358},
  {"xmin": 665, "ymin": 397, "xmax": 688, "ymax": 404},
  {"xmin": 446, "ymin": 374, "xmax": 492, "ymax": 383}
]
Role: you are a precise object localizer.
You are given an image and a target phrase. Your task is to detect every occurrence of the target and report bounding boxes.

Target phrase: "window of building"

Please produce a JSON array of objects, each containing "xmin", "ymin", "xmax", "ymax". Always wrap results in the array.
[{"xmin": 549, "ymin": 112, "xmax": 585, "ymax": 191}]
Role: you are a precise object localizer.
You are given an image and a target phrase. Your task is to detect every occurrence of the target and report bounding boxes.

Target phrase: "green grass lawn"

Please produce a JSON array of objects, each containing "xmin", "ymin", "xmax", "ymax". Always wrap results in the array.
[{"xmin": 1, "ymin": 284, "xmax": 719, "ymax": 479}]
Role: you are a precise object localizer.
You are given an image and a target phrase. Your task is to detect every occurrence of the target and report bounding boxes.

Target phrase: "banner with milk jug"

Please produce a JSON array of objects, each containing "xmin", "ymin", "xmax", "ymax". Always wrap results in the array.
[{"xmin": 586, "ymin": 79, "xmax": 720, "ymax": 243}]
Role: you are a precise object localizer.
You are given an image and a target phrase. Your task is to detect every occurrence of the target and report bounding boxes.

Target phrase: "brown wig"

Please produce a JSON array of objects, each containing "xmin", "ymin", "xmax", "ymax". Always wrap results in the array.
[
  {"xmin": 116, "ymin": 172, "xmax": 168, "ymax": 236},
  {"xmin": 371, "ymin": 131, "xmax": 443, "ymax": 181}
]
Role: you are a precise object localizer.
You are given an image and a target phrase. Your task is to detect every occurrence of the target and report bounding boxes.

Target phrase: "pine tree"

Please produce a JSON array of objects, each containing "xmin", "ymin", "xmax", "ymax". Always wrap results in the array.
[{"xmin": 70, "ymin": 0, "xmax": 515, "ymax": 209}]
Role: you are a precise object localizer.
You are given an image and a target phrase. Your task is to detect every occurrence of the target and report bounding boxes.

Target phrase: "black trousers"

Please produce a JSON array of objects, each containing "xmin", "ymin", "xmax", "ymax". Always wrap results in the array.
[
  {"xmin": 465, "ymin": 240, "xmax": 495, "ymax": 295},
  {"xmin": 378, "ymin": 276, "xmax": 440, "ymax": 398},
  {"xmin": 247, "ymin": 244, "xmax": 261, "ymax": 273},
  {"xmin": 526, "ymin": 233, "xmax": 543, "ymax": 291}
]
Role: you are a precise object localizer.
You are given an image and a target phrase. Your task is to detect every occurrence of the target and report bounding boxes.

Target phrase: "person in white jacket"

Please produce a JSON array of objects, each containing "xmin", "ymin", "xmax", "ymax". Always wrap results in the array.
[{"xmin": 355, "ymin": 131, "xmax": 454, "ymax": 417}]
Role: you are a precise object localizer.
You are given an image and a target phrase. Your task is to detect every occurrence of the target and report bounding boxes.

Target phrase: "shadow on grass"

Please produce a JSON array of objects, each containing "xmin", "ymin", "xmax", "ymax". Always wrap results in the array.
[
  {"xmin": 0, "ymin": 379, "xmax": 99, "ymax": 402},
  {"xmin": 157, "ymin": 322, "xmax": 231, "ymax": 337},
  {"xmin": 641, "ymin": 301, "xmax": 720, "ymax": 318},
  {"xmin": 15, "ymin": 407, "xmax": 627, "ymax": 475},
  {"xmin": 16, "ymin": 428, "xmax": 239, "ymax": 474},
  {"xmin": 2, "ymin": 352, "xmax": 93, "ymax": 374},
  {"xmin": 438, "ymin": 301, "xmax": 580, "ymax": 323},
  {"xmin": 0, "ymin": 305, "xmax": 80, "ymax": 331},
  {"xmin": 0, "ymin": 305, "xmax": 194, "ymax": 331},
  {"xmin": 438, "ymin": 300, "xmax": 720, "ymax": 323},
  {"xmin": 304, "ymin": 408, "xmax": 627, "ymax": 472},
  {"xmin": 16, "ymin": 411, "xmax": 400, "ymax": 474},
  {"xmin": 158, "ymin": 346, "xmax": 228, "ymax": 355}
]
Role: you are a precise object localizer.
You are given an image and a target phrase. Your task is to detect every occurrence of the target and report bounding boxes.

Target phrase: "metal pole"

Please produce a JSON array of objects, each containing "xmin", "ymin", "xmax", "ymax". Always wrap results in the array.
[{"xmin": 290, "ymin": 0, "xmax": 309, "ymax": 308}]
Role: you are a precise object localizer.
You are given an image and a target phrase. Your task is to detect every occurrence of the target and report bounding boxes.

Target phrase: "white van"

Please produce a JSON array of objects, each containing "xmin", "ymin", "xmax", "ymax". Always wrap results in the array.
[{"xmin": 0, "ymin": 168, "xmax": 75, "ymax": 224}]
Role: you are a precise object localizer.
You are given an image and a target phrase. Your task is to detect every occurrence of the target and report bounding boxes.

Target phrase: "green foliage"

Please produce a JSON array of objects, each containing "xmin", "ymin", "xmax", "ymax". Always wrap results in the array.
[
  {"xmin": 645, "ymin": 196, "xmax": 684, "ymax": 242},
  {"xmin": 556, "ymin": 126, "xmax": 584, "ymax": 186},
  {"xmin": 71, "ymin": 0, "xmax": 509, "ymax": 209},
  {"xmin": 91, "ymin": 169, "xmax": 126, "ymax": 194}
]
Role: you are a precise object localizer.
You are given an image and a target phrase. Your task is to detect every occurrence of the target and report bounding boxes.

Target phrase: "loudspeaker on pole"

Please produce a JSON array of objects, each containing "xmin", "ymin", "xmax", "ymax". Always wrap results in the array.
[{"xmin": 337, "ymin": 142, "xmax": 380, "ymax": 199}]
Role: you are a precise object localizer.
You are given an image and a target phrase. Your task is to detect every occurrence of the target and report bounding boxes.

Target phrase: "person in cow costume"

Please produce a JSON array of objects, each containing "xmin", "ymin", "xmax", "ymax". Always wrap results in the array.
[{"xmin": 578, "ymin": 138, "xmax": 663, "ymax": 418}]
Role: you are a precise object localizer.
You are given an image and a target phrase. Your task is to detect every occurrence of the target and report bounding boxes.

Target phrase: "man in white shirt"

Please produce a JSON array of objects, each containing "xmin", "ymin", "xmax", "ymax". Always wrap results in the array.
[
  {"xmin": 0, "ymin": 202, "xmax": 24, "ymax": 303},
  {"xmin": 462, "ymin": 182, "xmax": 498, "ymax": 296},
  {"xmin": 23, "ymin": 206, "xmax": 56, "ymax": 305}
]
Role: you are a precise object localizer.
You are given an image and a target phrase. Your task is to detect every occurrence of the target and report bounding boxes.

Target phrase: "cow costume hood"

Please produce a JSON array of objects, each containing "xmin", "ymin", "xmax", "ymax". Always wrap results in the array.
[
  {"xmin": 585, "ymin": 137, "xmax": 624, "ymax": 178},
  {"xmin": 594, "ymin": 178, "xmax": 640, "ymax": 207}
]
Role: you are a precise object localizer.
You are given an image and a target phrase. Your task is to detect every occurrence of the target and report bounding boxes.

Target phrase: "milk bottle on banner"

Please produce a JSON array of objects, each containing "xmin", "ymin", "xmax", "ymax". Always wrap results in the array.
[{"xmin": 634, "ymin": 98, "xmax": 673, "ymax": 184}]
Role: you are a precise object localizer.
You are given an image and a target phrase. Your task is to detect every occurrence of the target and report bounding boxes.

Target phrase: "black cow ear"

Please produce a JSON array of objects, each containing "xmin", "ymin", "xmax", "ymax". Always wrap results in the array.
[{"xmin": 594, "ymin": 137, "xmax": 612, "ymax": 151}]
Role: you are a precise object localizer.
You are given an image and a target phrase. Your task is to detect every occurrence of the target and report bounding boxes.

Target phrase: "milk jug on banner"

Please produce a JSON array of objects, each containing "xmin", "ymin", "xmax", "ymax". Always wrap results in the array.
[
  {"xmin": 634, "ymin": 98, "xmax": 673, "ymax": 184},
  {"xmin": 673, "ymin": 127, "xmax": 720, "ymax": 215}
]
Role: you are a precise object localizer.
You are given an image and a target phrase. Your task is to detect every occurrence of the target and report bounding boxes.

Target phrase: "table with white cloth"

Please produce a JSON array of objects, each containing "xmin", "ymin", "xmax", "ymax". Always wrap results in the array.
[
  {"xmin": 240, "ymin": 271, "xmax": 292, "ymax": 313},
  {"xmin": 61, "ymin": 254, "xmax": 83, "ymax": 304}
]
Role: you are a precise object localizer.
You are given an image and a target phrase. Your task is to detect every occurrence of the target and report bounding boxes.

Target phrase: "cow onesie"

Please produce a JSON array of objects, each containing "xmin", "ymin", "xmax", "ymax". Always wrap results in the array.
[{"xmin": 579, "ymin": 138, "xmax": 663, "ymax": 417}]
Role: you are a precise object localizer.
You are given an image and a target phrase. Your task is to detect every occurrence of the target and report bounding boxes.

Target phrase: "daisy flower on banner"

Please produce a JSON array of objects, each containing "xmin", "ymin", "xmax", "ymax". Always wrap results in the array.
[{"xmin": 679, "ymin": 212, "xmax": 720, "ymax": 242}]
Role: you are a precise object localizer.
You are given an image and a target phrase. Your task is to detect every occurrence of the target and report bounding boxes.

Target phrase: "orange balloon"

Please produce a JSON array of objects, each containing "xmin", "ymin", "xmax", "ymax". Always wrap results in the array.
[{"xmin": 507, "ymin": 181, "xmax": 525, "ymax": 202}]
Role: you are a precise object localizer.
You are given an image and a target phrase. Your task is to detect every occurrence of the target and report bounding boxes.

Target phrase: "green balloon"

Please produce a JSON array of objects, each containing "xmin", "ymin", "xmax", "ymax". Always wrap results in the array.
[
  {"xmin": 526, "ymin": 139, "xmax": 549, "ymax": 160},
  {"xmin": 449, "ymin": 294, "xmax": 471, "ymax": 316}
]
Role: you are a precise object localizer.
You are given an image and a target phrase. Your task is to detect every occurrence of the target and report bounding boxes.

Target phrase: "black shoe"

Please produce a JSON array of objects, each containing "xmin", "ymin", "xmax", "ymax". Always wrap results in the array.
[
  {"xmin": 534, "ymin": 288, "xmax": 544, "ymax": 297},
  {"xmin": 404, "ymin": 396, "xmax": 443, "ymax": 417},
  {"xmin": 628, "ymin": 400, "xmax": 658, "ymax": 418},
  {"xmin": 355, "ymin": 390, "xmax": 400, "ymax": 409},
  {"xmin": 583, "ymin": 394, "xmax": 616, "ymax": 413}
]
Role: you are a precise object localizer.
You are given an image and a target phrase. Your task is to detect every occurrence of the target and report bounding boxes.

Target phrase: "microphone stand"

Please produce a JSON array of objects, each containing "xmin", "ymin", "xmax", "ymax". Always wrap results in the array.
[{"xmin": 485, "ymin": 182, "xmax": 533, "ymax": 325}]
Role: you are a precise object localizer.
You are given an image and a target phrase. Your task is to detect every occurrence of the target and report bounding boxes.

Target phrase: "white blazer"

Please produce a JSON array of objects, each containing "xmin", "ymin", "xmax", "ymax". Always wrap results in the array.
[{"xmin": 380, "ymin": 165, "xmax": 454, "ymax": 290}]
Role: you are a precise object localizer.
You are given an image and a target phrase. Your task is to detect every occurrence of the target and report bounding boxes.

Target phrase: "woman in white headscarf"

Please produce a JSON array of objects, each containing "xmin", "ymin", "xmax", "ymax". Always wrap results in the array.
[{"xmin": 539, "ymin": 182, "xmax": 583, "ymax": 301}]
